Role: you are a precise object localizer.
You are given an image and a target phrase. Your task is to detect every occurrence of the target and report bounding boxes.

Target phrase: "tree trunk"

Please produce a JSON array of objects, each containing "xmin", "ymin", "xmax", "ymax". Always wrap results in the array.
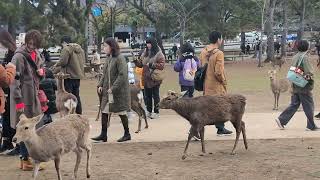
[
  {"xmin": 265, "ymin": 0, "xmax": 276, "ymax": 62},
  {"xmin": 281, "ymin": 1, "xmax": 288, "ymax": 58},
  {"xmin": 297, "ymin": 0, "xmax": 306, "ymax": 40},
  {"xmin": 240, "ymin": 31, "xmax": 246, "ymax": 54}
]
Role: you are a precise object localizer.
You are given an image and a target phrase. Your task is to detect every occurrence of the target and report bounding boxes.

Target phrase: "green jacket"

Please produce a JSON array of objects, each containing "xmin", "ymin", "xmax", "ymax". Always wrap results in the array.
[
  {"xmin": 291, "ymin": 52, "xmax": 314, "ymax": 94},
  {"xmin": 54, "ymin": 43, "xmax": 85, "ymax": 79},
  {"xmin": 98, "ymin": 55, "xmax": 130, "ymax": 113}
]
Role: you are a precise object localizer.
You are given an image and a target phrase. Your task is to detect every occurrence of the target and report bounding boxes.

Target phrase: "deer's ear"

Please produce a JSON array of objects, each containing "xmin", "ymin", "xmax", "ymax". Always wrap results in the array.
[
  {"xmin": 31, "ymin": 114, "xmax": 43, "ymax": 124},
  {"xmin": 19, "ymin": 114, "xmax": 28, "ymax": 121}
]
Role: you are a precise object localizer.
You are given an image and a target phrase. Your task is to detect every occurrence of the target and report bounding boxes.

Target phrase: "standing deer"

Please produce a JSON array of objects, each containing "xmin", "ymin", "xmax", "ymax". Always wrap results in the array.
[
  {"xmin": 268, "ymin": 70, "xmax": 290, "ymax": 110},
  {"xmin": 54, "ymin": 72, "xmax": 78, "ymax": 117}
]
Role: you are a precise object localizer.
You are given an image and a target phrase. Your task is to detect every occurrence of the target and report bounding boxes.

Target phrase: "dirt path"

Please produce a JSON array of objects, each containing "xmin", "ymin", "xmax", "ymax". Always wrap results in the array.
[{"xmin": 1, "ymin": 138, "xmax": 320, "ymax": 180}]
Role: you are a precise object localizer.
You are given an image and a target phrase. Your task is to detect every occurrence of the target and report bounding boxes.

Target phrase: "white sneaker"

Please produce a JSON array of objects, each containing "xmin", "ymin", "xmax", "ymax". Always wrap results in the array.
[
  {"xmin": 305, "ymin": 127, "xmax": 320, "ymax": 131},
  {"xmin": 151, "ymin": 113, "xmax": 160, "ymax": 119},
  {"xmin": 147, "ymin": 112, "xmax": 152, "ymax": 119},
  {"xmin": 275, "ymin": 118, "xmax": 285, "ymax": 130}
]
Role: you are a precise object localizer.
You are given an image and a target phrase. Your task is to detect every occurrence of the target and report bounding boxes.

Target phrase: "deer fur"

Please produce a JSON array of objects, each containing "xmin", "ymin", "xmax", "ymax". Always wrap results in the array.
[
  {"xmin": 271, "ymin": 56, "xmax": 285, "ymax": 69},
  {"xmin": 159, "ymin": 91, "xmax": 248, "ymax": 159},
  {"xmin": 106, "ymin": 84, "xmax": 148, "ymax": 133},
  {"xmin": 55, "ymin": 72, "xmax": 78, "ymax": 117},
  {"xmin": 268, "ymin": 70, "xmax": 290, "ymax": 110},
  {"xmin": 13, "ymin": 114, "xmax": 91, "ymax": 180}
]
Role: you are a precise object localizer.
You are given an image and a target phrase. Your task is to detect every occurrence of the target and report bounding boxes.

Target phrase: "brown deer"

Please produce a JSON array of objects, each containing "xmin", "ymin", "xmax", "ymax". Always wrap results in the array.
[
  {"xmin": 268, "ymin": 70, "xmax": 290, "ymax": 110},
  {"xmin": 54, "ymin": 72, "xmax": 78, "ymax": 117}
]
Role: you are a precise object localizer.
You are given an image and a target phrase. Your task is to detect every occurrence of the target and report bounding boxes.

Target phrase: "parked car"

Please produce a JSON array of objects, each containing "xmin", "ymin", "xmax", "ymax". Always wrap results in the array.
[{"xmin": 48, "ymin": 46, "xmax": 62, "ymax": 53}]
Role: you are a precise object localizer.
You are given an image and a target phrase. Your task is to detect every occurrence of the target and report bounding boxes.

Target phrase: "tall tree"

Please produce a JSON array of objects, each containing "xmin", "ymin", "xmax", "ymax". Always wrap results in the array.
[
  {"xmin": 264, "ymin": 0, "xmax": 277, "ymax": 62},
  {"xmin": 280, "ymin": 0, "xmax": 288, "ymax": 57}
]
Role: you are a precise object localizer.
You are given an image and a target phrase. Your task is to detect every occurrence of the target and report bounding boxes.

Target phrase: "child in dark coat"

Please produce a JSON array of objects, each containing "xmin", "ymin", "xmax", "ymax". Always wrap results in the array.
[{"xmin": 39, "ymin": 68, "xmax": 58, "ymax": 124}]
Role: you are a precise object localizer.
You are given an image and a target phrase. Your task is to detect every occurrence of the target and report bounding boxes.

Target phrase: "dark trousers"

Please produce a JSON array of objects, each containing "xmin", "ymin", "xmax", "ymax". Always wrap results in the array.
[
  {"xmin": 142, "ymin": 89, "xmax": 147, "ymax": 107},
  {"xmin": 64, "ymin": 79, "xmax": 82, "ymax": 114},
  {"xmin": 2, "ymin": 93, "xmax": 15, "ymax": 141},
  {"xmin": 145, "ymin": 85, "xmax": 160, "ymax": 114},
  {"xmin": 278, "ymin": 93, "xmax": 317, "ymax": 129},
  {"xmin": 181, "ymin": 85, "xmax": 195, "ymax": 98},
  {"xmin": 20, "ymin": 142, "xmax": 28, "ymax": 159}
]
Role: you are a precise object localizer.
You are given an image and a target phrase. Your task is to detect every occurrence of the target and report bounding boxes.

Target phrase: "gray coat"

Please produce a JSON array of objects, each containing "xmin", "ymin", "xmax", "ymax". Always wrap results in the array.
[
  {"xmin": 98, "ymin": 55, "xmax": 130, "ymax": 113},
  {"xmin": 10, "ymin": 46, "xmax": 43, "ymax": 128}
]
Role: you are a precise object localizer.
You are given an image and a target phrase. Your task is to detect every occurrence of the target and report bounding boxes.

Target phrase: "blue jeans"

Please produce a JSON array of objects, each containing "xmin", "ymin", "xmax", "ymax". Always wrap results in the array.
[
  {"xmin": 278, "ymin": 93, "xmax": 317, "ymax": 129},
  {"xmin": 181, "ymin": 85, "xmax": 195, "ymax": 98},
  {"xmin": 20, "ymin": 142, "xmax": 29, "ymax": 160}
]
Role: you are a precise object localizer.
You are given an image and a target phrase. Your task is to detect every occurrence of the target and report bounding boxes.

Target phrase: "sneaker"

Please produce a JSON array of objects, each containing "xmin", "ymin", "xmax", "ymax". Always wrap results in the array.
[
  {"xmin": 0, "ymin": 140, "xmax": 14, "ymax": 153},
  {"xmin": 150, "ymin": 113, "xmax": 160, "ymax": 119},
  {"xmin": 275, "ymin": 118, "xmax": 285, "ymax": 130},
  {"xmin": 147, "ymin": 112, "xmax": 152, "ymax": 119},
  {"xmin": 315, "ymin": 113, "xmax": 320, "ymax": 119},
  {"xmin": 306, "ymin": 127, "xmax": 320, "ymax": 131},
  {"xmin": 193, "ymin": 133, "xmax": 201, "ymax": 141},
  {"xmin": 217, "ymin": 128, "xmax": 233, "ymax": 136},
  {"xmin": 6, "ymin": 146, "xmax": 20, "ymax": 156}
]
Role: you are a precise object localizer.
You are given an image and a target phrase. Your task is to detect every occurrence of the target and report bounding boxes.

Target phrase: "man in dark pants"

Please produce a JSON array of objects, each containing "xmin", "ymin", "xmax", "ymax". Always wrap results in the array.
[
  {"xmin": 54, "ymin": 36, "xmax": 85, "ymax": 114},
  {"xmin": 275, "ymin": 40, "xmax": 318, "ymax": 131}
]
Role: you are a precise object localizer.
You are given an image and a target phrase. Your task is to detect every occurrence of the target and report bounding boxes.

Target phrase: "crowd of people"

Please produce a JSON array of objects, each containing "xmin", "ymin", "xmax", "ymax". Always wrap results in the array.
[{"xmin": 1, "ymin": 26, "xmax": 320, "ymax": 173}]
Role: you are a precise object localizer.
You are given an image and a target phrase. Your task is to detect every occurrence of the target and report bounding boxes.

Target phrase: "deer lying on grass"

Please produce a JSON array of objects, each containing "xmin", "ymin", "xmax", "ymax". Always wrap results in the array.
[
  {"xmin": 268, "ymin": 70, "xmax": 290, "ymax": 110},
  {"xmin": 54, "ymin": 72, "xmax": 78, "ymax": 117},
  {"xmin": 13, "ymin": 114, "xmax": 91, "ymax": 180},
  {"xmin": 159, "ymin": 91, "xmax": 248, "ymax": 160}
]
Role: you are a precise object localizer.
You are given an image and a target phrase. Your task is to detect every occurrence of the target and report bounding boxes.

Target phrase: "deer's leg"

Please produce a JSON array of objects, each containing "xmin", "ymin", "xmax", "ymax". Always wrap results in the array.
[
  {"xmin": 241, "ymin": 121, "xmax": 248, "ymax": 149},
  {"xmin": 54, "ymin": 157, "xmax": 62, "ymax": 180},
  {"xmin": 231, "ymin": 119, "xmax": 241, "ymax": 155},
  {"xmin": 182, "ymin": 126, "xmax": 196, "ymax": 160},
  {"xmin": 84, "ymin": 143, "xmax": 92, "ymax": 179},
  {"xmin": 277, "ymin": 93, "xmax": 280, "ymax": 110},
  {"xmin": 273, "ymin": 93, "xmax": 277, "ymax": 110},
  {"xmin": 74, "ymin": 148, "xmax": 82, "ymax": 180},
  {"xmin": 199, "ymin": 126, "xmax": 206, "ymax": 153},
  {"xmin": 33, "ymin": 161, "xmax": 41, "ymax": 180}
]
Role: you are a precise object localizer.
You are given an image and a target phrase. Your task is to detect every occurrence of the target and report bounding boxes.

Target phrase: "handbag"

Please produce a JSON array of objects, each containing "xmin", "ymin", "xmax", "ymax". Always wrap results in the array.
[
  {"xmin": 287, "ymin": 52, "xmax": 308, "ymax": 88},
  {"xmin": 151, "ymin": 69, "xmax": 165, "ymax": 81}
]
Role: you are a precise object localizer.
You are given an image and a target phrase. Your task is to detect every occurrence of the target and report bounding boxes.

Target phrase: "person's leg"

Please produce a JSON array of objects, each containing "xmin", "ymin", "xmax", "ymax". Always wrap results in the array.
[
  {"xmin": 180, "ymin": 85, "xmax": 189, "ymax": 98},
  {"xmin": 188, "ymin": 86, "xmax": 195, "ymax": 98},
  {"xmin": 91, "ymin": 113, "xmax": 108, "ymax": 142},
  {"xmin": 152, "ymin": 85, "xmax": 160, "ymax": 116},
  {"xmin": 299, "ymin": 93, "xmax": 317, "ymax": 130},
  {"xmin": 144, "ymin": 88, "xmax": 153, "ymax": 116},
  {"xmin": 1, "ymin": 114, "xmax": 14, "ymax": 152},
  {"xmin": 73, "ymin": 79, "xmax": 82, "ymax": 114},
  {"xmin": 278, "ymin": 94, "xmax": 300, "ymax": 126},
  {"xmin": 64, "ymin": 79, "xmax": 82, "ymax": 114},
  {"xmin": 117, "ymin": 114, "xmax": 131, "ymax": 142}
]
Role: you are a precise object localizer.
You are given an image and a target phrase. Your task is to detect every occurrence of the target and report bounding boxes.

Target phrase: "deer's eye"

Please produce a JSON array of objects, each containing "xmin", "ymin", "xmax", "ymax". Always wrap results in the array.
[{"xmin": 24, "ymin": 127, "xmax": 29, "ymax": 130}]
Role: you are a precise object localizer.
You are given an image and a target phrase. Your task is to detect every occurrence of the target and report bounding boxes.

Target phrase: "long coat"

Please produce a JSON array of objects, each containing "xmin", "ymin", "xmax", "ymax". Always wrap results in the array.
[
  {"xmin": 199, "ymin": 44, "xmax": 227, "ymax": 96},
  {"xmin": 10, "ymin": 46, "xmax": 43, "ymax": 128},
  {"xmin": 98, "ymin": 54, "xmax": 130, "ymax": 113}
]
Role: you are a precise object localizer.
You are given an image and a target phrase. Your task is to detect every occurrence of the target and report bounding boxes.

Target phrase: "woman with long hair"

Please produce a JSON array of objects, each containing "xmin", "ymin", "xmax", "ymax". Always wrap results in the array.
[
  {"xmin": 92, "ymin": 37, "xmax": 131, "ymax": 142},
  {"xmin": 134, "ymin": 37, "xmax": 165, "ymax": 119},
  {"xmin": 0, "ymin": 29, "xmax": 17, "ymax": 154}
]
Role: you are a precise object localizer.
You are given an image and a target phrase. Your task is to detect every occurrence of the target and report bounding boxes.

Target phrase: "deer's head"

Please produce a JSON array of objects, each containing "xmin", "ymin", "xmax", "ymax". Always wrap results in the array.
[
  {"xmin": 267, "ymin": 70, "xmax": 276, "ymax": 80},
  {"xmin": 159, "ymin": 90, "xmax": 186, "ymax": 109},
  {"xmin": 13, "ymin": 114, "xmax": 42, "ymax": 143}
]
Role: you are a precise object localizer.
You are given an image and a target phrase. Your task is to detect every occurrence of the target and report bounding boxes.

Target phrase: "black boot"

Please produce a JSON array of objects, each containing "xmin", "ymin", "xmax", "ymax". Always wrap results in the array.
[
  {"xmin": 91, "ymin": 113, "xmax": 108, "ymax": 142},
  {"xmin": 315, "ymin": 112, "xmax": 320, "ymax": 119},
  {"xmin": 117, "ymin": 115, "xmax": 131, "ymax": 142}
]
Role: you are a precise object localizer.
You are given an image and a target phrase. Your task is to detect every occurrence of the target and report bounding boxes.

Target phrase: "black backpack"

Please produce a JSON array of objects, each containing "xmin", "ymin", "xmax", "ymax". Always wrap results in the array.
[
  {"xmin": 194, "ymin": 63, "xmax": 208, "ymax": 91},
  {"xmin": 194, "ymin": 48, "xmax": 219, "ymax": 91}
]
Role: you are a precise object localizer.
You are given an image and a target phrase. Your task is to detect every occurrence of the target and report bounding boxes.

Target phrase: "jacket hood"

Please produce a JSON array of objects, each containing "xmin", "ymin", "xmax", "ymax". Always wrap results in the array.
[{"xmin": 67, "ymin": 43, "xmax": 83, "ymax": 54}]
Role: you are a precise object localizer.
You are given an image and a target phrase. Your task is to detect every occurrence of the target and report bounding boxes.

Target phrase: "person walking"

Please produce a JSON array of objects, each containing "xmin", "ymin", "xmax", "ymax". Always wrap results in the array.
[
  {"xmin": 10, "ymin": 30, "xmax": 45, "ymax": 170},
  {"xmin": 199, "ymin": 31, "xmax": 233, "ymax": 136},
  {"xmin": 92, "ymin": 37, "xmax": 131, "ymax": 142},
  {"xmin": 174, "ymin": 42, "xmax": 200, "ymax": 98},
  {"xmin": 275, "ymin": 40, "xmax": 318, "ymax": 131},
  {"xmin": 53, "ymin": 36, "xmax": 85, "ymax": 114},
  {"xmin": 172, "ymin": 44, "xmax": 178, "ymax": 59},
  {"xmin": 0, "ymin": 29, "xmax": 17, "ymax": 153},
  {"xmin": 133, "ymin": 37, "xmax": 165, "ymax": 119}
]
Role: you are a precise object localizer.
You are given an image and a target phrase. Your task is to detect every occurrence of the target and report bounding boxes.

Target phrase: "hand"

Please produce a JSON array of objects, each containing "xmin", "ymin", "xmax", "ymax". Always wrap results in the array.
[
  {"xmin": 17, "ymin": 108, "xmax": 24, "ymax": 113},
  {"xmin": 6, "ymin": 62, "xmax": 16, "ymax": 70},
  {"xmin": 37, "ymin": 68, "xmax": 44, "ymax": 76},
  {"xmin": 97, "ymin": 87, "xmax": 102, "ymax": 94},
  {"xmin": 107, "ymin": 89, "xmax": 112, "ymax": 94}
]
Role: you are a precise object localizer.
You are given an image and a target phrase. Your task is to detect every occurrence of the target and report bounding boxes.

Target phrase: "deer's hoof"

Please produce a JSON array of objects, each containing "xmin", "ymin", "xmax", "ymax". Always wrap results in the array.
[
  {"xmin": 145, "ymin": 126, "xmax": 149, "ymax": 129},
  {"xmin": 181, "ymin": 154, "xmax": 187, "ymax": 160},
  {"xmin": 230, "ymin": 151, "xmax": 236, "ymax": 155},
  {"xmin": 135, "ymin": 130, "xmax": 140, "ymax": 134}
]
